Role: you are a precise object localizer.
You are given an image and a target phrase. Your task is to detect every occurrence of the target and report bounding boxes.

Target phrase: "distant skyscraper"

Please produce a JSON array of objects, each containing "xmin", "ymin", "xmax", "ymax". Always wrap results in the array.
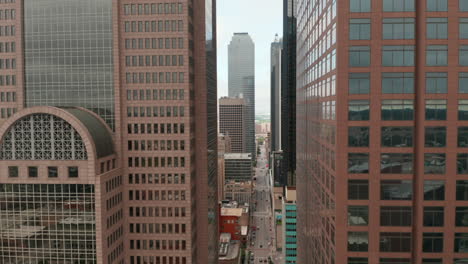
[
  {"xmin": 0, "ymin": 1, "xmax": 218, "ymax": 263},
  {"xmin": 281, "ymin": 0, "xmax": 296, "ymax": 187},
  {"xmin": 228, "ymin": 33, "xmax": 255, "ymax": 159},
  {"xmin": 219, "ymin": 97, "xmax": 247, "ymax": 153},
  {"xmin": 297, "ymin": 0, "xmax": 468, "ymax": 263},
  {"xmin": 270, "ymin": 36, "xmax": 282, "ymax": 154}
]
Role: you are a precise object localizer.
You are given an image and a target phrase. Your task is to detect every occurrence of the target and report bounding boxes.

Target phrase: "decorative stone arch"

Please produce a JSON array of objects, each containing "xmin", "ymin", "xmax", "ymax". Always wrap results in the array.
[{"xmin": 0, "ymin": 106, "xmax": 107, "ymax": 163}]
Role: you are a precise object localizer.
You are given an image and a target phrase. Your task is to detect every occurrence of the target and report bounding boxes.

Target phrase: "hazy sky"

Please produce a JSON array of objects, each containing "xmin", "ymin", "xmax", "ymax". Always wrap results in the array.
[{"xmin": 216, "ymin": 0, "xmax": 283, "ymax": 115}]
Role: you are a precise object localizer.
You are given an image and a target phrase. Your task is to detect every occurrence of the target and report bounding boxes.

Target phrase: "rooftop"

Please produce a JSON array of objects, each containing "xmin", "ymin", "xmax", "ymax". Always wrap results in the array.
[
  {"xmin": 224, "ymin": 153, "xmax": 252, "ymax": 160},
  {"xmin": 221, "ymin": 207, "xmax": 243, "ymax": 217}
]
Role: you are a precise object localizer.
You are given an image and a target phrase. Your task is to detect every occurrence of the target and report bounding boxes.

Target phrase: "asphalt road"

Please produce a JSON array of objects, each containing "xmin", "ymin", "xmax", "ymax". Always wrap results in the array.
[{"xmin": 248, "ymin": 144, "xmax": 275, "ymax": 264}]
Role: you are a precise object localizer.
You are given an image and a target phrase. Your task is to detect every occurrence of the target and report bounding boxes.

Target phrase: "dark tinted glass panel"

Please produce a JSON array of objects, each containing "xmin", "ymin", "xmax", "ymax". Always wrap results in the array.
[
  {"xmin": 380, "ymin": 232, "xmax": 412, "ymax": 252},
  {"xmin": 381, "ymin": 180, "xmax": 412, "ymax": 200},
  {"xmin": 348, "ymin": 232, "xmax": 368, "ymax": 252},
  {"xmin": 349, "ymin": 19, "xmax": 371, "ymax": 40},
  {"xmin": 423, "ymin": 180, "xmax": 445, "ymax": 200},
  {"xmin": 349, "ymin": 73, "xmax": 370, "ymax": 94},
  {"xmin": 348, "ymin": 153, "xmax": 369, "ymax": 173},
  {"xmin": 424, "ymin": 154, "xmax": 446, "ymax": 174},
  {"xmin": 456, "ymin": 207, "xmax": 468, "ymax": 226},
  {"xmin": 382, "ymin": 18, "xmax": 415, "ymax": 40},
  {"xmin": 348, "ymin": 180, "xmax": 369, "ymax": 200},
  {"xmin": 24, "ymin": 0, "xmax": 114, "ymax": 129},
  {"xmin": 380, "ymin": 259, "xmax": 410, "ymax": 264},
  {"xmin": 458, "ymin": 154, "xmax": 468, "ymax": 174},
  {"xmin": 8, "ymin": 166, "xmax": 17, "ymax": 177},
  {"xmin": 459, "ymin": 72, "xmax": 468, "ymax": 93},
  {"xmin": 425, "ymin": 100, "xmax": 446, "ymax": 120},
  {"xmin": 454, "ymin": 233, "xmax": 468, "ymax": 252},
  {"xmin": 48, "ymin": 166, "xmax": 58, "ymax": 178},
  {"xmin": 349, "ymin": 257, "xmax": 368, "ymax": 264},
  {"xmin": 422, "ymin": 259, "xmax": 442, "ymax": 264},
  {"xmin": 28, "ymin": 166, "xmax": 37, "ymax": 177},
  {"xmin": 68, "ymin": 166, "xmax": 79, "ymax": 178},
  {"xmin": 425, "ymin": 72, "xmax": 447, "ymax": 93},
  {"xmin": 422, "ymin": 233, "xmax": 443, "ymax": 252},
  {"xmin": 382, "ymin": 72, "xmax": 414, "ymax": 93},
  {"xmin": 424, "ymin": 207, "xmax": 444, "ymax": 227},
  {"xmin": 424, "ymin": 127, "xmax": 446, "ymax": 147},
  {"xmin": 349, "ymin": 127, "xmax": 369, "ymax": 147},
  {"xmin": 381, "ymin": 100, "xmax": 414, "ymax": 120},
  {"xmin": 457, "ymin": 181, "xmax": 468, "ymax": 200},
  {"xmin": 460, "ymin": 100, "xmax": 468, "ymax": 120},
  {"xmin": 458, "ymin": 127, "xmax": 468, "ymax": 147},
  {"xmin": 348, "ymin": 206, "xmax": 369, "ymax": 226},
  {"xmin": 381, "ymin": 153, "xmax": 413, "ymax": 174},
  {"xmin": 381, "ymin": 127, "xmax": 413, "ymax": 147},
  {"xmin": 349, "ymin": 100, "xmax": 370, "ymax": 120},
  {"xmin": 380, "ymin": 206, "xmax": 412, "ymax": 226},
  {"xmin": 349, "ymin": 46, "xmax": 370, "ymax": 67}
]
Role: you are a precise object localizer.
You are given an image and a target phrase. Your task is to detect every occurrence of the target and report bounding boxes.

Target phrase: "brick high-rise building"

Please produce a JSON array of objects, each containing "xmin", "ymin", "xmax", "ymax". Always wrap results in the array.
[
  {"xmin": 0, "ymin": 1, "xmax": 218, "ymax": 263},
  {"xmin": 297, "ymin": 0, "xmax": 468, "ymax": 263},
  {"xmin": 219, "ymin": 97, "xmax": 246, "ymax": 153}
]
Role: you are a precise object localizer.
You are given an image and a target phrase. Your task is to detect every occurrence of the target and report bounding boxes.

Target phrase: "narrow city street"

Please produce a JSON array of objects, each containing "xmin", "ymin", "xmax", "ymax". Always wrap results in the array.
[{"xmin": 248, "ymin": 143, "xmax": 275, "ymax": 263}]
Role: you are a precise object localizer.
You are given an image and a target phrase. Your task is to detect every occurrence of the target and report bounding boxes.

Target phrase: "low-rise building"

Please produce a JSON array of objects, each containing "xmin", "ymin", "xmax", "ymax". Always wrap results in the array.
[
  {"xmin": 219, "ymin": 203, "xmax": 249, "ymax": 243},
  {"xmin": 218, "ymin": 233, "xmax": 241, "ymax": 264},
  {"xmin": 224, "ymin": 153, "xmax": 252, "ymax": 182},
  {"xmin": 224, "ymin": 180, "xmax": 252, "ymax": 205},
  {"xmin": 282, "ymin": 187, "xmax": 297, "ymax": 263}
]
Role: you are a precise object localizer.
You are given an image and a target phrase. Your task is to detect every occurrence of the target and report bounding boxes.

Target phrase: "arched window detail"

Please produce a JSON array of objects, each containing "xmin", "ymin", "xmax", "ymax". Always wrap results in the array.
[{"xmin": 0, "ymin": 114, "xmax": 88, "ymax": 160}]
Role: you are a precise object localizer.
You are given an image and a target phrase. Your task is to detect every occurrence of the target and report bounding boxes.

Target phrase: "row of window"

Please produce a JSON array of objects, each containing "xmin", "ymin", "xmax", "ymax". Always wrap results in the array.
[
  {"xmin": 0, "ymin": 41, "xmax": 14, "ymax": 52},
  {"xmin": 126, "ymin": 106, "xmax": 186, "ymax": 118},
  {"xmin": 128, "ymin": 156, "xmax": 186, "ymax": 168},
  {"xmin": 350, "ymin": 18, "xmax": 468, "ymax": 40},
  {"xmin": 0, "ymin": 25, "xmax": 15, "ymax": 36},
  {"xmin": 130, "ymin": 256, "xmax": 187, "ymax": 264},
  {"xmin": 129, "ymin": 223, "xmax": 186, "ymax": 234},
  {"xmin": 124, "ymin": 20, "xmax": 183, "ymax": 33},
  {"xmin": 123, "ymin": 3, "xmax": 183, "ymax": 16},
  {"xmin": 107, "ymin": 225, "xmax": 124, "ymax": 248},
  {"xmin": 350, "ymin": 0, "xmax": 468, "ymax": 12},
  {"xmin": 0, "ymin": 74, "xmax": 16, "ymax": 86},
  {"xmin": 349, "ymin": 180, "xmax": 468, "ymax": 200},
  {"xmin": 8, "ymin": 166, "xmax": 78, "ymax": 178},
  {"xmin": 128, "ymin": 189, "xmax": 186, "ymax": 201},
  {"xmin": 128, "ymin": 173, "xmax": 186, "ymax": 185},
  {"xmin": 130, "ymin": 239, "xmax": 187, "ymax": 251},
  {"xmin": 348, "ymin": 231, "xmax": 468, "ymax": 253},
  {"xmin": 125, "ymin": 72, "xmax": 185, "ymax": 84},
  {"xmin": 350, "ymin": 72, "xmax": 468, "ymax": 94},
  {"xmin": 0, "ymin": 91, "xmax": 15, "ymax": 102},
  {"xmin": 107, "ymin": 208, "xmax": 123, "ymax": 229},
  {"xmin": 0, "ymin": 107, "xmax": 16, "ymax": 119},
  {"xmin": 105, "ymin": 175, "xmax": 122, "ymax": 193},
  {"xmin": 125, "ymin": 38, "xmax": 184, "ymax": 50},
  {"xmin": 127, "ymin": 123, "xmax": 186, "ymax": 134},
  {"xmin": 0, "ymin": 9, "xmax": 15, "ymax": 20},
  {"xmin": 349, "ymin": 126, "xmax": 468, "ymax": 148},
  {"xmin": 106, "ymin": 192, "xmax": 122, "ymax": 211},
  {"xmin": 127, "ymin": 89, "xmax": 185, "ymax": 101},
  {"xmin": 350, "ymin": 45, "xmax": 457, "ymax": 67},
  {"xmin": 128, "ymin": 140, "xmax": 185, "ymax": 151},
  {"xmin": 0, "ymin": 0, "xmax": 15, "ymax": 3},
  {"xmin": 100, "ymin": 158, "xmax": 117, "ymax": 174},
  {"xmin": 349, "ymin": 99, "xmax": 468, "ymax": 121},
  {"xmin": 125, "ymin": 55, "xmax": 184, "ymax": 67},
  {"xmin": 349, "ymin": 205, "xmax": 468, "ymax": 227},
  {"xmin": 128, "ymin": 206, "xmax": 187, "ymax": 218},
  {"xmin": 108, "ymin": 242, "xmax": 124, "ymax": 264},
  {"xmin": 349, "ymin": 152, "xmax": 468, "ymax": 174}
]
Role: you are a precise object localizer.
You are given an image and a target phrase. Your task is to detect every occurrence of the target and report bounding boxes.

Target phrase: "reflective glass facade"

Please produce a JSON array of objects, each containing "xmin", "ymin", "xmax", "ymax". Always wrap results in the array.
[
  {"xmin": 24, "ymin": 0, "xmax": 114, "ymax": 129},
  {"xmin": 0, "ymin": 184, "xmax": 96, "ymax": 264}
]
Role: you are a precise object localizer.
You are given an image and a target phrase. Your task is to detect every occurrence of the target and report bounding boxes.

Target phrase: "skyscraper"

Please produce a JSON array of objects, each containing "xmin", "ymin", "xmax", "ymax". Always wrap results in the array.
[
  {"xmin": 228, "ymin": 33, "xmax": 255, "ymax": 159},
  {"xmin": 270, "ymin": 37, "xmax": 282, "ymax": 154},
  {"xmin": 0, "ymin": 1, "xmax": 218, "ymax": 263},
  {"xmin": 296, "ymin": 0, "xmax": 468, "ymax": 263},
  {"xmin": 219, "ymin": 97, "xmax": 246, "ymax": 153},
  {"xmin": 281, "ymin": 0, "xmax": 296, "ymax": 187}
]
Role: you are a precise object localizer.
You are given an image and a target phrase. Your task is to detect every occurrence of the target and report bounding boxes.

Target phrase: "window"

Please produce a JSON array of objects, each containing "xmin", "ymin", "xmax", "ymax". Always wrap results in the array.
[
  {"xmin": 383, "ymin": 18, "xmax": 414, "ymax": 39},
  {"xmin": 349, "ymin": 100, "xmax": 370, "ymax": 121},
  {"xmin": 8, "ymin": 166, "xmax": 17, "ymax": 177},
  {"xmin": 459, "ymin": 100, "xmax": 468, "ymax": 120},
  {"xmin": 426, "ymin": 72, "xmax": 447, "ymax": 94},
  {"xmin": 349, "ymin": 127, "xmax": 369, "ymax": 147},
  {"xmin": 457, "ymin": 154, "xmax": 468, "ymax": 174},
  {"xmin": 454, "ymin": 233, "xmax": 468, "ymax": 252},
  {"xmin": 424, "ymin": 207, "xmax": 444, "ymax": 226},
  {"xmin": 460, "ymin": 46, "xmax": 468, "ymax": 66},
  {"xmin": 383, "ymin": 0, "xmax": 415, "ymax": 11},
  {"xmin": 348, "ymin": 258, "xmax": 368, "ymax": 264},
  {"xmin": 426, "ymin": 18, "xmax": 448, "ymax": 39},
  {"xmin": 424, "ymin": 154, "xmax": 446, "ymax": 174},
  {"xmin": 382, "ymin": 72, "xmax": 414, "ymax": 94},
  {"xmin": 350, "ymin": 0, "xmax": 371, "ymax": 12},
  {"xmin": 381, "ymin": 127, "xmax": 413, "ymax": 147},
  {"xmin": 459, "ymin": 127, "xmax": 468, "ymax": 147},
  {"xmin": 348, "ymin": 232, "xmax": 368, "ymax": 252},
  {"xmin": 381, "ymin": 100, "xmax": 414, "ymax": 121},
  {"xmin": 28, "ymin": 166, "xmax": 37, "ymax": 178},
  {"xmin": 457, "ymin": 181, "xmax": 468, "ymax": 200},
  {"xmin": 348, "ymin": 153, "xmax": 369, "ymax": 173},
  {"xmin": 48, "ymin": 167, "xmax": 58, "ymax": 178},
  {"xmin": 380, "ymin": 232, "xmax": 412, "ymax": 252},
  {"xmin": 382, "ymin": 45, "xmax": 415, "ymax": 66},
  {"xmin": 350, "ymin": 19, "xmax": 371, "ymax": 40},
  {"xmin": 423, "ymin": 233, "xmax": 444, "ymax": 252},
  {"xmin": 460, "ymin": 18, "xmax": 468, "ymax": 39},
  {"xmin": 425, "ymin": 127, "xmax": 446, "ymax": 147},
  {"xmin": 461, "ymin": 0, "xmax": 468, "ymax": 11},
  {"xmin": 425, "ymin": 100, "xmax": 447, "ymax": 120},
  {"xmin": 381, "ymin": 153, "xmax": 413, "ymax": 174},
  {"xmin": 380, "ymin": 206, "xmax": 412, "ymax": 226},
  {"xmin": 454, "ymin": 259, "xmax": 468, "ymax": 264},
  {"xmin": 349, "ymin": 46, "xmax": 370, "ymax": 67},
  {"xmin": 460, "ymin": 73, "xmax": 468, "ymax": 93},
  {"xmin": 348, "ymin": 180, "xmax": 369, "ymax": 200},
  {"xmin": 381, "ymin": 180, "xmax": 413, "ymax": 200},
  {"xmin": 427, "ymin": 0, "xmax": 447, "ymax": 11},
  {"xmin": 456, "ymin": 207, "xmax": 468, "ymax": 226},
  {"xmin": 348, "ymin": 206, "xmax": 369, "ymax": 226},
  {"xmin": 424, "ymin": 180, "xmax": 445, "ymax": 200},
  {"xmin": 68, "ymin": 167, "xmax": 78, "ymax": 178},
  {"xmin": 426, "ymin": 45, "xmax": 448, "ymax": 66},
  {"xmin": 349, "ymin": 73, "xmax": 370, "ymax": 94}
]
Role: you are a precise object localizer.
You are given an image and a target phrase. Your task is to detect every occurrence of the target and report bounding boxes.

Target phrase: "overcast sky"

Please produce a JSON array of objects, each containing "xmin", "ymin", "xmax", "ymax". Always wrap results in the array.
[{"xmin": 216, "ymin": 0, "xmax": 283, "ymax": 115}]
